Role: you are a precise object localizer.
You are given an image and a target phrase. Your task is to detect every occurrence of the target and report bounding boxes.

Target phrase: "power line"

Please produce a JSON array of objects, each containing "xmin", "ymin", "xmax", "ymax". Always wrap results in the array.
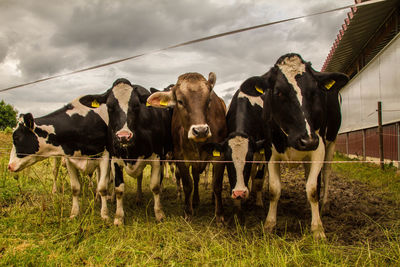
[{"xmin": 0, "ymin": 0, "xmax": 387, "ymax": 93}]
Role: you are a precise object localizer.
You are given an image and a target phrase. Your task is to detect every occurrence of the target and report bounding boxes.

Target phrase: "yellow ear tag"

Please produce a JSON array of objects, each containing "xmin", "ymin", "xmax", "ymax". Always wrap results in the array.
[
  {"xmin": 213, "ymin": 150, "xmax": 221, "ymax": 157},
  {"xmin": 146, "ymin": 102, "xmax": 151, "ymax": 106},
  {"xmin": 325, "ymin": 80, "xmax": 336, "ymax": 90},
  {"xmin": 259, "ymin": 148, "xmax": 265, "ymax": 155},
  {"xmin": 91, "ymin": 100, "xmax": 100, "ymax": 108},
  {"xmin": 255, "ymin": 86, "xmax": 264, "ymax": 94},
  {"xmin": 160, "ymin": 100, "xmax": 168, "ymax": 106}
]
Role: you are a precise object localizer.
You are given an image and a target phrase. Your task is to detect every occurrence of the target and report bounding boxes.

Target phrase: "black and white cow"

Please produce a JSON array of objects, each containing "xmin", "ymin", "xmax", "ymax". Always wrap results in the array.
[
  {"xmin": 241, "ymin": 53, "xmax": 349, "ymax": 239},
  {"xmin": 8, "ymin": 96, "xmax": 111, "ymax": 220},
  {"xmin": 79, "ymin": 78, "xmax": 172, "ymax": 225},
  {"xmin": 212, "ymin": 76, "xmax": 270, "ymax": 220}
]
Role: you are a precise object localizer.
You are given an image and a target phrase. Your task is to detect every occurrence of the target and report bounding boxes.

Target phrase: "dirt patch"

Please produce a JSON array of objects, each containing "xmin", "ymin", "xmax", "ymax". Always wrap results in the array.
[
  {"xmin": 237, "ymin": 164, "xmax": 400, "ymax": 245},
  {"xmin": 120, "ymin": 163, "xmax": 400, "ymax": 246}
]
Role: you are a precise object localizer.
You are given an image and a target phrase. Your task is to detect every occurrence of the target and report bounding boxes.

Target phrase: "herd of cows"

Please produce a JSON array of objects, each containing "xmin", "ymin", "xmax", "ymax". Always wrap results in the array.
[{"xmin": 7, "ymin": 53, "xmax": 349, "ymax": 239}]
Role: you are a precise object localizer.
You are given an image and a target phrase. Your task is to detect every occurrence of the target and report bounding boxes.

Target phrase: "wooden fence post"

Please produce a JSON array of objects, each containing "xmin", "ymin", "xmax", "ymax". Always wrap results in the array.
[{"xmin": 378, "ymin": 101, "xmax": 384, "ymax": 170}]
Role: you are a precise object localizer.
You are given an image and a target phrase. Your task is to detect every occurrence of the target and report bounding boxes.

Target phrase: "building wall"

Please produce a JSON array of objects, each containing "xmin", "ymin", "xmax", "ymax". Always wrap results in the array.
[
  {"xmin": 336, "ymin": 123, "xmax": 399, "ymax": 162},
  {"xmin": 339, "ymin": 32, "xmax": 400, "ymax": 133}
]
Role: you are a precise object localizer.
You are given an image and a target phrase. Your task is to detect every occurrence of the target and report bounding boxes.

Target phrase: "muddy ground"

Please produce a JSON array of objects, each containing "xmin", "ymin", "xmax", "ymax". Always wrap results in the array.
[{"xmin": 140, "ymin": 164, "xmax": 400, "ymax": 246}]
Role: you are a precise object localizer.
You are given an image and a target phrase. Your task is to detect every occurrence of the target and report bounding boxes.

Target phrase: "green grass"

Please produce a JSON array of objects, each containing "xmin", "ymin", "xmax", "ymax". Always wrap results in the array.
[
  {"xmin": 333, "ymin": 153, "xmax": 400, "ymax": 200},
  {"xmin": 1, "ymin": 132, "xmax": 400, "ymax": 265}
]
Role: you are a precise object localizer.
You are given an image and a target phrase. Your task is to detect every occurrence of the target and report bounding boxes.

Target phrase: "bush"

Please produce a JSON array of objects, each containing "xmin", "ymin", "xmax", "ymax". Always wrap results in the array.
[{"xmin": 0, "ymin": 100, "xmax": 18, "ymax": 130}]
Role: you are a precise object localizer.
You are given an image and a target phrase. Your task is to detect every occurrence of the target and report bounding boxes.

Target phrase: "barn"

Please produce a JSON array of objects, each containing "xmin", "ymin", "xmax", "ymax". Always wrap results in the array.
[{"xmin": 322, "ymin": 0, "xmax": 400, "ymax": 167}]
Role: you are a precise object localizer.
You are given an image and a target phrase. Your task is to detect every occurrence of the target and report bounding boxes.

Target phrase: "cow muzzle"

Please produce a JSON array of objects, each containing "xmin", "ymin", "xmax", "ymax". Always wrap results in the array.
[
  {"xmin": 188, "ymin": 124, "xmax": 211, "ymax": 142},
  {"xmin": 116, "ymin": 130, "xmax": 133, "ymax": 144},
  {"xmin": 296, "ymin": 134, "xmax": 319, "ymax": 151},
  {"xmin": 231, "ymin": 188, "xmax": 249, "ymax": 200},
  {"xmin": 8, "ymin": 163, "xmax": 16, "ymax": 172}
]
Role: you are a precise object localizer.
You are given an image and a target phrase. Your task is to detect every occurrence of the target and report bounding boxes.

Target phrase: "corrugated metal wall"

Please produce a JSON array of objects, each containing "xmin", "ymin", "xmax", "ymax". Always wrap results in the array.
[
  {"xmin": 336, "ymin": 32, "xmax": 400, "ymax": 164},
  {"xmin": 336, "ymin": 123, "xmax": 399, "ymax": 161},
  {"xmin": 339, "ymin": 33, "xmax": 400, "ymax": 133}
]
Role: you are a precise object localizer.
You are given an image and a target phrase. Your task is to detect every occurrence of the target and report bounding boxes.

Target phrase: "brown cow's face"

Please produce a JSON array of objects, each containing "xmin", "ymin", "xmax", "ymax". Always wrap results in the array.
[
  {"xmin": 174, "ymin": 78, "xmax": 212, "ymax": 142},
  {"xmin": 147, "ymin": 72, "xmax": 216, "ymax": 142}
]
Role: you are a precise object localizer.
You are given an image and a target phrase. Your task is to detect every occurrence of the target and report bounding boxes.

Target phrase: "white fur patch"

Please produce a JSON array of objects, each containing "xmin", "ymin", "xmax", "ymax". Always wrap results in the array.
[
  {"xmin": 228, "ymin": 136, "xmax": 249, "ymax": 191},
  {"xmin": 67, "ymin": 98, "xmax": 109, "ymax": 125},
  {"xmin": 113, "ymin": 83, "xmax": 133, "ymax": 116},
  {"xmin": 277, "ymin": 56, "xmax": 311, "ymax": 135},
  {"xmin": 238, "ymin": 91, "xmax": 263, "ymax": 107}
]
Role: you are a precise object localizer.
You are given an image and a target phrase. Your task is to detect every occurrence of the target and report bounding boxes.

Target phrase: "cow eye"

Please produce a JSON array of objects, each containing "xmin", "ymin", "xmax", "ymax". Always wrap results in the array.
[{"xmin": 177, "ymin": 99, "xmax": 184, "ymax": 106}]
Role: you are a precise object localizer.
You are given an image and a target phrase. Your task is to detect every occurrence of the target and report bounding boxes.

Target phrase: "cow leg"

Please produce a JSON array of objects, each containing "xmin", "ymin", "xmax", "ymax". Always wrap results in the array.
[
  {"xmin": 52, "ymin": 157, "xmax": 62, "ymax": 194},
  {"xmin": 65, "ymin": 159, "xmax": 80, "ymax": 219},
  {"xmin": 175, "ymin": 167, "xmax": 182, "ymax": 200},
  {"xmin": 136, "ymin": 173, "xmax": 143, "ymax": 205},
  {"xmin": 113, "ymin": 163, "xmax": 125, "ymax": 226},
  {"xmin": 150, "ymin": 158, "xmax": 165, "ymax": 221},
  {"xmin": 203, "ymin": 163, "xmax": 210, "ymax": 190},
  {"xmin": 320, "ymin": 141, "xmax": 336, "ymax": 214},
  {"xmin": 176, "ymin": 162, "xmax": 193, "ymax": 219},
  {"xmin": 212, "ymin": 162, "xmax": 225, "ymax": 225},
  {"xmin": 192, "ymin": 165, "xmax": 202, "ymax": 208},
  {"xmin": 264, "ymin": 159, "xmax": 281, "ymax": 233},
  {"xmin": 97, "ymin": 152, "xmax": 110, "ymax": 220},
  {"xmin": 253, "ymin": 164, "xmax": 265, "ymax": 207},
  {"xmin": 308, "ymin": 143, "xmax": 326, "ymax": 239}
]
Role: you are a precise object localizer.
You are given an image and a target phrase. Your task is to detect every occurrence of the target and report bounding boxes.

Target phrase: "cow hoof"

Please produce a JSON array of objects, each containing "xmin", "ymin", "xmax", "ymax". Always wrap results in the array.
[
  {"xmin": 101, "ymin": 214, "xmax": 110, "ymax": 221},
  {"xmin": 69, "ymin": 214, "xmax": 78, "ymax": 219},
  {"xmin": 155, "ymin": 210, "xmax": 166, "ymax": 222},
  {"xmin": 114, "ymin": 218, "xmax": 124, "ymax": 226},
  {"xmin": 312, "ymin": 227, "xmax": 326, "ymax": 240},
  {"xmin": 215, "ymin": 215, "xmax": 225, "ymax": 227},
  {"xmin": 52, "ymin": 185, "xmax": 57, "ymax": 194},
  {"xmin": 263, "ymin": 221, "xmax": 276, "ymax": 233}
]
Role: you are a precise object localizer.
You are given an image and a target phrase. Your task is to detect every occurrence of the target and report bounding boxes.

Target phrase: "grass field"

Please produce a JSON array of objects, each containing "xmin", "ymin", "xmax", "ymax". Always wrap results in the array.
[{"xmin": 1, "ymin": 131, "xmax": 400, "ymax": 266}]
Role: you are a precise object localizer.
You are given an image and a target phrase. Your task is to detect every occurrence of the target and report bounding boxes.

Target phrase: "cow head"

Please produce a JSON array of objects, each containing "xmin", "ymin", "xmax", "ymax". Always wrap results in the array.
[
  {"xmin": 79, "ymin": 78, "xmax": 149, "ymax": 151},
  {"xmin": 8, "ymin": 113, "xmax": 45, "ymax": 171},
  {"xmin": 241, "ymin": 53, "xmax": 349, "ymax": 151},
  {"xmin": 147, "ymin": 72, "xmax": 216, "ymax": 143}
]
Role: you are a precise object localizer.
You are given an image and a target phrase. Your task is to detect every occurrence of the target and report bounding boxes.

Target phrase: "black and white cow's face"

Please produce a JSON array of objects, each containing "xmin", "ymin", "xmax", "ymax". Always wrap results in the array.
[
  {"xmin": 107, "ymin": 82, "xmax": 140, "ymax": 147},
  {"xmin": 8, "ymin": 114, "xmax": 46, "ymax": 171},
  {"xmin": 224, "ymin": 135, "xmax": 259, "ymax": 199},
  {"xmin": 246, "ymin": 53, "xmax": 349, "ymax": 151},
  {"xmin": 79, "ymin": 78, "xmax": 144, "ymax": 150}
]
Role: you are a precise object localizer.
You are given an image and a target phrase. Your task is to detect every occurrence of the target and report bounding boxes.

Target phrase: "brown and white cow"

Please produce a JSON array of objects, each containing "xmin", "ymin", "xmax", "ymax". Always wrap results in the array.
[{"xmin": 147, "ymin": 72, "xmax": 228, "ymax": 223}]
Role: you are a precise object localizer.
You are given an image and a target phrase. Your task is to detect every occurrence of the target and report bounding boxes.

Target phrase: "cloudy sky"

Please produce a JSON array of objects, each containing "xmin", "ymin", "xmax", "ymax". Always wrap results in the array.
[{"xmin": 0, "ymin": 0, "xmax": 355, "ymax": 117}]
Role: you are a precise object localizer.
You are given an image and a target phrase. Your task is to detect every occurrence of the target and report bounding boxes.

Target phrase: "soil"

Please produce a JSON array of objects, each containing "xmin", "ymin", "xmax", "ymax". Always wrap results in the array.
[
  {"xmin": 168, "ymin": 163, "xmax": 400, "ymax": 246},
  {"xmin": 236, "ymin": 164, "xmax": 400, "ymax": 245}
]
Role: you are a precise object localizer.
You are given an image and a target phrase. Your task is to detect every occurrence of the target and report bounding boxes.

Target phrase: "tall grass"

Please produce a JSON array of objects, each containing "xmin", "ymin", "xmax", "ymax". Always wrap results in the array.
[{"xmin": 0, "ymin": 132, "xmax": 399, "ymax": 265}]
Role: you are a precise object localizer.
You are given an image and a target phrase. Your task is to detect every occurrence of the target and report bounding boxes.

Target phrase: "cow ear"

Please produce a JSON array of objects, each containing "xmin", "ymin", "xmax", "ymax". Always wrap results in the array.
[
  {"xmin": 133, "ymin": 85, "xmax": 151, "ymax": 104},
  {"xmin": 147, "ymin": 90, "xmax": 176, "ymax": 108},
  {"xmin": 239, "ymin": 76, "xmax": 269, "ymax": 97},
  {"xmin": 22, "ymin": 113, "xmax": 35, "ymax": 130},
  {"xmin": 311, "ymin": 69, "xmax": 349, "ymax": 92},
  {"xmin": 150, "ymin": 87, "xmax": 160, "ymax": 94},
  {"xmin": 208, "ymin": 72, "xmax": 216, "ymax": 91},
  {"xmin": 79, "ymin": 90, "xmax": 109, "ymax": 108}
]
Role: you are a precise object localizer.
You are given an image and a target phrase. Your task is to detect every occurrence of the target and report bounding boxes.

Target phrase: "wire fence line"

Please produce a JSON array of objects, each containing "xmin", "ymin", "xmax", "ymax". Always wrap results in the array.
[
  {"xmin": 0, "ymin": 0, "xmax": 387, "ymax": 93},
  {"xmin": 1, "ymin": 150, "xmax": 398, "ymax": 165}
]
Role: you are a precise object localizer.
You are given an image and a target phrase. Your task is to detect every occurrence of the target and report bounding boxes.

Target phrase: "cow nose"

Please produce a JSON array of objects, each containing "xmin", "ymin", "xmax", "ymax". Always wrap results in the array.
[
  {"xmin": 298, "ymin": 135, "xmax": 319, "ymax": 150},
  {"xmin": 192, "ymin": 125, "xmax": 210, "ymax": 138},
  {"xmin": 116, "ymin": 130, "xmax": 133, "ymax": 143},
  {"xmin": 231, "ymin": 189, "xmax": 249, "ymax": 200},
  {"xmin": 8, "ymin": 164, "xmax": 15, "ymax": 172}
]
